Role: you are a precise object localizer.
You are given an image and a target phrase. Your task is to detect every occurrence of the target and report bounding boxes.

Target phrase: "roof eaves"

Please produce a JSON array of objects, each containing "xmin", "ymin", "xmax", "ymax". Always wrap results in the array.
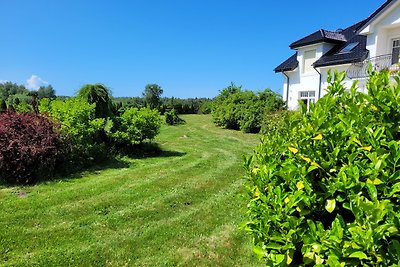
[{"xmin": 274, "ymin": 53, "xmax": 298, "ymax": 73}]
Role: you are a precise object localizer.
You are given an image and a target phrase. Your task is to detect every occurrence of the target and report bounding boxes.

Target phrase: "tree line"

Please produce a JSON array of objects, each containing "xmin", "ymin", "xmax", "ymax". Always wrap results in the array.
[{"xmin": 0, "ymin": 81, "xmax": 212, "ymax": 115}]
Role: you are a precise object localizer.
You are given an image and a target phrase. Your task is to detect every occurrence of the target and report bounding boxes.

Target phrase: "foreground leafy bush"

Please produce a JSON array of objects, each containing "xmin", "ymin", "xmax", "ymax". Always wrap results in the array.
[
  {"xmin": 0, "ymin": 112, "xmax": 63, "ymax": 184},
  {"xmin": 243, "ymin": 70, "xmax": 400, "ymax": 266},
  {"xmin": 39, "ymin": 98, "xmax": 106, "ymax": 165},
  {"xmin": 108, "ymin": 107, "xmax": 161, "ymax": 145},
  {"xmin": 165, "ymin": 109, "xmax": 186, "ymax": 125},
  {"xmin": 212, "ymin": 83, "xmax": 285, "ymax": 133}
]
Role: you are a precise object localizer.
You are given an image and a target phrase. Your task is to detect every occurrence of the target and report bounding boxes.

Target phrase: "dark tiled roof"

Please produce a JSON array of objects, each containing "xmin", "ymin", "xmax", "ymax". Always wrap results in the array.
[
  {"xmin": 314, "ymin": 21, "xmax": 369, "ymax": 67},
  {"xmin": 289, "ymin": 29, "xmax": 346, "ymax": 49},
  {"xmin": 274, "ymin": 53, "xmax": 298, "ymax": 73}
]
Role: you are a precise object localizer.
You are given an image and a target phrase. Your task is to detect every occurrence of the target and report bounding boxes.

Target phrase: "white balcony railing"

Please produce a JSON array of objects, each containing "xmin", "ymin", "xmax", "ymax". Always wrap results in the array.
[{"xmin": 346, "ymin": 54, "xmax": 400, "ymax": 79}]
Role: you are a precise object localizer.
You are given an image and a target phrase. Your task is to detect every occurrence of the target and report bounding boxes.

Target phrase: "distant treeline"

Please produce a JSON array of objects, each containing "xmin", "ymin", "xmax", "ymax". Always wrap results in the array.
[
  {"xmin": 0, "ymin": 81, "xmax": 213, "ymax": 115},
  {"xmin": 0, "ymin": 82, "xmax": 56, "ymax": 113}
]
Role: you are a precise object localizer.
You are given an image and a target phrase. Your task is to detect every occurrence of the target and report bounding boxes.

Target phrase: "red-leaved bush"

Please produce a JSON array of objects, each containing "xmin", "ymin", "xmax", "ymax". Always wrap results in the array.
[{"xmin": 0, "ymin": 112, "xmax": 64, "ymax": 184}]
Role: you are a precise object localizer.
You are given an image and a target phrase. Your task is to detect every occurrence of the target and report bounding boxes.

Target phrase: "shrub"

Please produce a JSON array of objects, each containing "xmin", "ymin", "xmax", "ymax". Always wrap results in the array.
[
  {"xmin": 39, "ymin": 98, "xmax": 106, "ymax": 165},
  {"xmin": 165, "ymin": 109, "xmax": 186, "ymax": 125},
  {"xmin": 243, "ymin": 70, "xmax": 400, "ymax": 266},
  {"xmin": 108, "ymin": 107, "xmax": 161, "ymax": 145},
  {"xmin": 212, "ymin": 83, "xmax": 285, "ymax": 133},
  {"xmin": 0, "ymin": 112, "xmax": 63, "ymax": 184}
]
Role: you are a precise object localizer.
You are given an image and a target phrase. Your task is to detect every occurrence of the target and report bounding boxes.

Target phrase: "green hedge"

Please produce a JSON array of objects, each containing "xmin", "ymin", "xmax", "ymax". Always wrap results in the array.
[
  {"xmin": 212, "ymin": 83, "xmax": 285, "ymax": 133},
  {"xmin": 243, "ymin": 70, "xmax": 400, "ymax": 266}
]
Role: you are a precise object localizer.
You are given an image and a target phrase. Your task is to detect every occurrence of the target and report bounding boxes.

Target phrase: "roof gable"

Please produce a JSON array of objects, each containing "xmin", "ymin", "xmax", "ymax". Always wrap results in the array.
[
  {"xmin": 289, "ymin": 29, "xmax": 346, "ymax": 49},
  {"xmin": 358, "ymin": 0, "xmax": 397, "ymax": 34},
  {"xmin": 314, "ymin": 21, "xmax": 369, "ymax": 67}
]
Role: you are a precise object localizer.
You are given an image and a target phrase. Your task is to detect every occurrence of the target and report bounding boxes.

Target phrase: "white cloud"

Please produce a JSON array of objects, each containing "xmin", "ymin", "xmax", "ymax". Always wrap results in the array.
[
  {"xmin": 0, "ymin": 80, "xmax": 8, "ymax": 84},
  {"xmin": 26, "ymin": 75, "xmax": 49, "ymax": 90}
]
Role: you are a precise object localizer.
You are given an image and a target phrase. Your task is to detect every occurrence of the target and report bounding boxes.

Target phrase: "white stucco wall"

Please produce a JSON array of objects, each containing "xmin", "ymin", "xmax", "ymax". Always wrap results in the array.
[
  {"xmin": 361, "ymin": 1, "xmax": 400, "ymax": 57},
  {"xmin": 285, "ymin": 63, "xmax": 369, "ymax": 110},
  {"xmin": 283, "ymin": 43, "xmax": 336, "ymax": 110}
]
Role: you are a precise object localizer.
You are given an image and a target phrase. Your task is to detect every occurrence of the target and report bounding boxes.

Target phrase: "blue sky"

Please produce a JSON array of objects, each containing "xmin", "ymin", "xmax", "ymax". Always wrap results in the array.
[{"xmin": 1, "ymin": 1, "xmax": 382, "ymax": 98}]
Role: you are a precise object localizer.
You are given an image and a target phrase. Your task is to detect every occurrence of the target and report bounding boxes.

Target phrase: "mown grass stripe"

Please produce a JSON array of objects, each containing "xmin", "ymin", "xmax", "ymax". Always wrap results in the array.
[{"xmin": 0, "ymin": 114, "xmax": 261, "ymax": 266}]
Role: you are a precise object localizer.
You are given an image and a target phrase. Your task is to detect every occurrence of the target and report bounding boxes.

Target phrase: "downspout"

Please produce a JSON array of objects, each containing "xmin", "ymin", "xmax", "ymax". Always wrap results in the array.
[
  {"xmin": 313, "ymin": 66, "xmax": 322, "ymax": 100},
  {"xmin": 282, "ymin": 71, "xmax": 290, "ymax": 105}
]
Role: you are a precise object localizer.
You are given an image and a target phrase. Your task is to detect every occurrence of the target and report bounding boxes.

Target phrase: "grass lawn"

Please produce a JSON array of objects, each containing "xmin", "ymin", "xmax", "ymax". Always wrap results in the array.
[{"xmin": 0, "ymin": 114, "xmax": 262, "ymax": 266}]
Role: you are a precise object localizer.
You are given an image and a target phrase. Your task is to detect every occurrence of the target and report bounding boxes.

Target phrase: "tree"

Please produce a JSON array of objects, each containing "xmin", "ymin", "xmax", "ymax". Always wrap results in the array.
[
  {"xmin": 29, "ymin": 91, "xmax": 39, "ymax": 114},
  {"xmin": 77, "ymin": 84, "xmax": 113, "ymax": 118},
  {"xmin": 0, "ymin": 82, "xmax": 29, "ymax": 101},
  {"xmin": 37, "ymin": 85, "xmax": 56, "ymax": 99},
  {"xmin": 143, "ymin": 84, "xmax": 163, "ymax": 110}
]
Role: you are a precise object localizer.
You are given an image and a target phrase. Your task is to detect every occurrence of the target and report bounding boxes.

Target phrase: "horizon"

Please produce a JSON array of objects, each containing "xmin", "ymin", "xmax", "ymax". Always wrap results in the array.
[{"xmin": 1, "ymin": 0, "xmax": 382, "ymax": 98}]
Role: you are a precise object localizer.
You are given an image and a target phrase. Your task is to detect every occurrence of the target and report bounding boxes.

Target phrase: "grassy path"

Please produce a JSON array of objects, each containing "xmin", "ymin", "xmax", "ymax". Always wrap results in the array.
[{"xmin": 0, "ymin": 115, "xmax": 262, "ymax": 266}]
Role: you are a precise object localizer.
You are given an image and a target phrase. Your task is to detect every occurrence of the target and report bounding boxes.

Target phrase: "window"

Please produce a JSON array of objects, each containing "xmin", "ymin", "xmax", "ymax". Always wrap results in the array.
[
  {"xmin": 299, "ymin": 91, "xmax": 315, "ymax": 111},
  {"xmin": 392, "ymin": 39, "xmax": 400, "ymax": 65},
  {"xmin": 339, "ymin": 42, "xmax": 359, "ymax": 53},
  {"xmin": 303, "ymin": 50, "xmax": 316, "ymax": 74}
]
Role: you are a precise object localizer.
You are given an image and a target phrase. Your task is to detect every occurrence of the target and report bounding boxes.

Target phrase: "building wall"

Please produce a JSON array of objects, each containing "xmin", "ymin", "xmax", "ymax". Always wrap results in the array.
[
  {"xmin": 284, "ymin": 43, "xmax": 335, "ymax": 110},
  {"xmin": 285, "ymin": 64, "xmax": 368, "ymax": 111},
  {"xmin": 319, "ymin": 65, "xmax": 368, "ymax": 97},
  {"xmin": 283, "ymin": 1, "xmax": 400, "ymax": 110},
  {"xmin": 362, "ymin": 1, "xmax": 400, "ymax": 57}
]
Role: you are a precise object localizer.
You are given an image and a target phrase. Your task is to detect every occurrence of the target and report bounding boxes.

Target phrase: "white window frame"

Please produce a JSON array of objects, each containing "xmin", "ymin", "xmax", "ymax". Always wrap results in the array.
[
  {"xmin": 392, "ymin": 38, "xmax": 400, "ymax": 65},
  {"xmin": 299, "ymin": 91, "xmax": 315, "ymax": 111}
]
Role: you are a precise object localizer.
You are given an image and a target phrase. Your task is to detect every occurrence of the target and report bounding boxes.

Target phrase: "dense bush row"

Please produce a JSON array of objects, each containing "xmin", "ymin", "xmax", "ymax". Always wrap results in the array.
[
  {"xmin": 0, "ymin": 84, "xmax": 162, "ymax": 184},
  {"xmin": 243, "ymin": 70, "xmax": 400, "ymax": 266},
  {"xmin": 114, "ymin": 96, "xmax": 213, "ymax": 115},
  {"xmin": 212, "ymin": 83, "xmax": 285, "ymax": 133}
]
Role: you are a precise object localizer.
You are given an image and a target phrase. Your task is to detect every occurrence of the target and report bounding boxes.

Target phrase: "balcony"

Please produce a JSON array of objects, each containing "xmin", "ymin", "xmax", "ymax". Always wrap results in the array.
[{"xmin": 346, "ymin": 54, "xmax": 400, "ymax": 79}]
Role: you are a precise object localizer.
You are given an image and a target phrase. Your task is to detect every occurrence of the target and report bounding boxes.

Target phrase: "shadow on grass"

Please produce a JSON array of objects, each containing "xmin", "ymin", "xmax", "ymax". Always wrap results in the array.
[
  {"xmin": 0, "ymin": 142, "xmax": 186, "ymax": 187},
  {"xmin": 114, "ymin": 142, "xmax": 187, "ymax": 159}
]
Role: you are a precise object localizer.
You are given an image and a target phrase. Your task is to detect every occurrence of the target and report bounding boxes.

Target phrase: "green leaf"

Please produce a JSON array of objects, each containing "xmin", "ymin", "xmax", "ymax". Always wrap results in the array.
[
  {"xmin": 326, "ymin": 254, "xmax": 341, "ymax": 267},
  {"xmin": 366, "ymin": 183, "xmax": 378, "ymax": 201},
  {"xmin": 296, "ymin": 181, "xmax": 305, "ymax": 190},
  {"xmin": 388, "ymin": 182, "xmax": 400, "ymax": 197},
  {"xmin": 265, "ymin": 243, "xmax": 283, "ymax": 250},
  {"xmin": 307, "ymin": 165, "xmax": 319, "ymax": 173},
  {"xmin": 303, "ymin": 251, "xmax": 315, "ymax": 264},
  {"xmin": 325, "ymin": 199, "xmax": 336, "ymax": 213},
  {"xmin": 273, "ymin": 254, "xmax": 285, "ymax": 264},
  {"xmin": 349, "ymin": 251, "xmax": 368, "ymax": 260},
  {"xmin": 287, "ymin": 249, "xmax": 294, "ymax": 265},
  {"xmin": 252, "ymin": 246, "xmax": 265, "ymax": 259}
]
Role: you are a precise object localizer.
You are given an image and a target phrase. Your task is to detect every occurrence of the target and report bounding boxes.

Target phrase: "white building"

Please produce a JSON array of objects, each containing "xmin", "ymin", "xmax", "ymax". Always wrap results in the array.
[{"xmin": 275, "ymin": 0, "xmax": 400, "ymax": 110}]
